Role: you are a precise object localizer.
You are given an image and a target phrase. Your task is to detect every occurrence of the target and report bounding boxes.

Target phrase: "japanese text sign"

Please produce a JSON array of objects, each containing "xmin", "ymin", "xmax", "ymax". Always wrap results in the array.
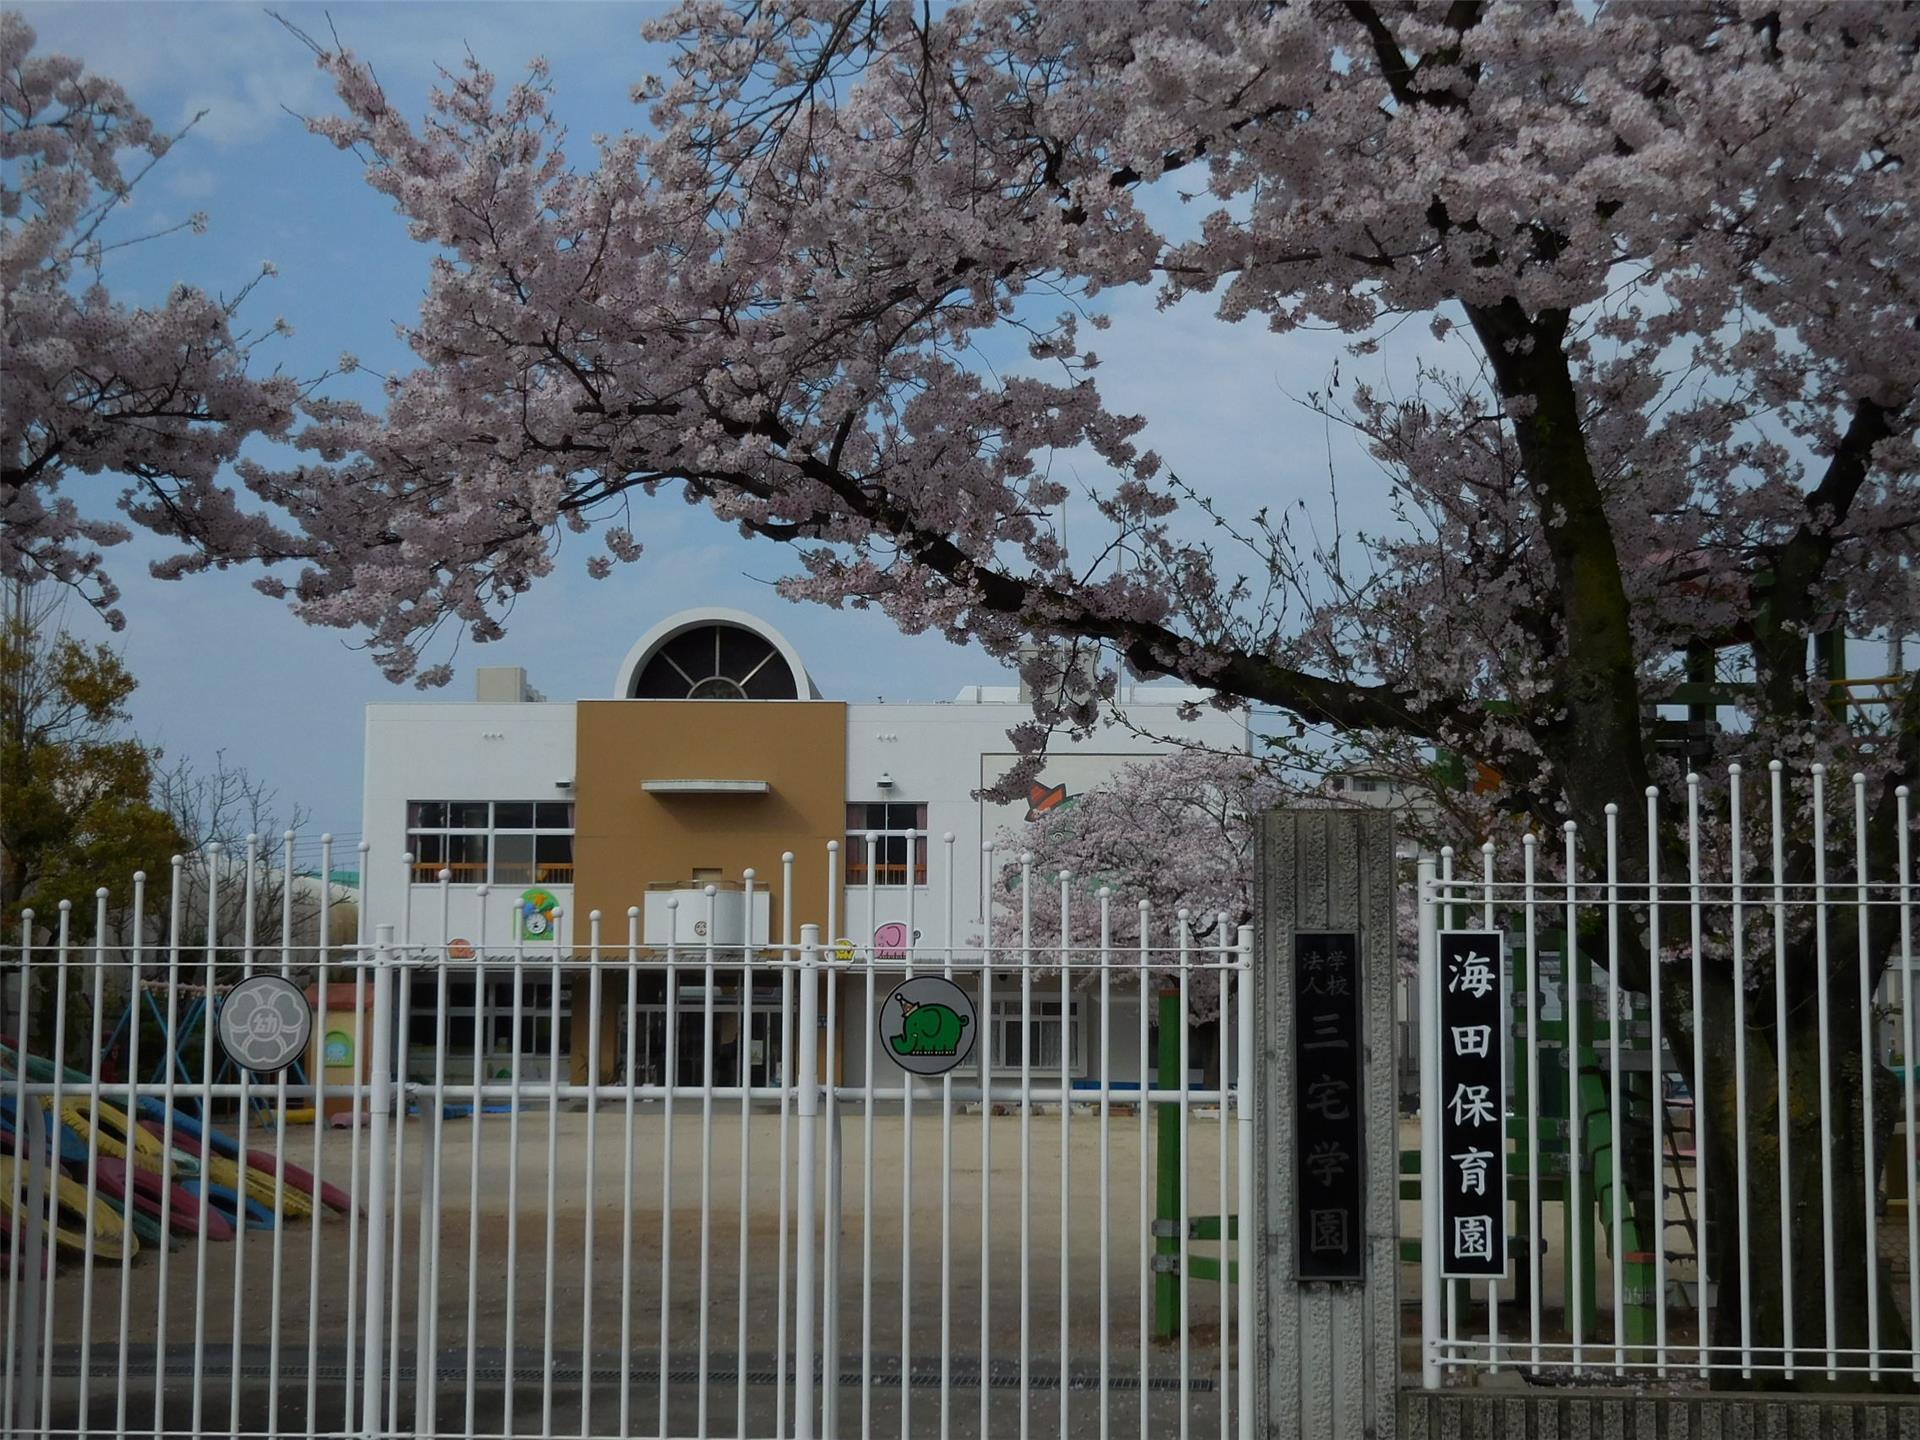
[
  {"xmin": 1293, "ymin": 931, "xmax": 1364, "ymax": 1282},
  {"xmin": 1438, "ymin": 930, "xmax": 1507, "ymax": 1278}
]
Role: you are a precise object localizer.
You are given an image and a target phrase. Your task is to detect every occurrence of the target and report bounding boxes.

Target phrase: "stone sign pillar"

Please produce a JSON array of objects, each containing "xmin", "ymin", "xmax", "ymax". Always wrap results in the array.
[{"xmin": 1253, "ymin": 808, "xmax": 1399, "ymax": 1438}]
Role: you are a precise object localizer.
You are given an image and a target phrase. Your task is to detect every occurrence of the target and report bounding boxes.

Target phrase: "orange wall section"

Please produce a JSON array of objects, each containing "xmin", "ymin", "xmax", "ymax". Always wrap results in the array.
[{"xmin": 571, "ymin": 699, "xmax": 849, "ymax": 933}]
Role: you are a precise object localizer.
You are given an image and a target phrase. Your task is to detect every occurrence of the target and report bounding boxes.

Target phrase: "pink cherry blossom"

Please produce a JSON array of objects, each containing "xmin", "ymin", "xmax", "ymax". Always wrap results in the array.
[
  {"xmin": 245, "ymin": 3, "xmax": 1909, "ymax": 838},
  {"xmin": 0, "ymin": 12, "xmax": 301, "ymax": 629}
]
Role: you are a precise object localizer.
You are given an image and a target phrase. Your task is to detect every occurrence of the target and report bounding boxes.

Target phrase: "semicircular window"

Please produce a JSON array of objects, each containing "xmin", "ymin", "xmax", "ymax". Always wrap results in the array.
[{"xmin": 630, "ymin": 623, "xmax": 799, "ymax": 700}]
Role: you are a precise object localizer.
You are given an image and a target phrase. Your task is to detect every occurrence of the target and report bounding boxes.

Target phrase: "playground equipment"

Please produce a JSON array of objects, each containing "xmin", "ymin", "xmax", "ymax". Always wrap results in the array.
[
  {"xmin": 1, "ymin": 1012, "xmax": 354, "ymax": 1260},
  {"xmin": 0, "ymin": 1152, "xmax": 137, "ymax": 1261},
  {"xmin": 142, "ymin": 1102, "xmax": 353, "ymax": 1212},
  {"xmin": 100, "ymin": 976, "xmax": 316, "ymax": 1124}
]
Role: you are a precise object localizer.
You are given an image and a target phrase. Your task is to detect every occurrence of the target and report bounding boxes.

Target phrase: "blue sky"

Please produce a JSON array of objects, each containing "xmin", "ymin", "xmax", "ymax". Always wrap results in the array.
[{"xmin": 16, "ymin": 2, "xmax": 1403, "ymax": 844}]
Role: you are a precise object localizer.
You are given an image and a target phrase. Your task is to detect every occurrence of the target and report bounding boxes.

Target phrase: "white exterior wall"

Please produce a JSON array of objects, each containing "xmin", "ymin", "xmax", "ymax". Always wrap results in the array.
[
  {"xmin": 837, "ymin": 690, "xmax": 1246, "ymax": 1089},
  {"xmin": 361, "ymin": 700, "xmax": 579, "ymax": 953},
  {"xmin": 838, "ymin": 691, "xmax": 1248, "ymax": 951}
]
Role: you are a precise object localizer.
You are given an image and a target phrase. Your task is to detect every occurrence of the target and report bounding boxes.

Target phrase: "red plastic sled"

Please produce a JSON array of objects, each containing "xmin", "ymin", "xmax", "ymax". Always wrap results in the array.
[
  {"xmin": 137, "ymin": 1118, "xmax": 356, "ymax": 1215},
  {"xmin": 95, "ymin": 1156, "xmax": 234, "ymax": 1241}
]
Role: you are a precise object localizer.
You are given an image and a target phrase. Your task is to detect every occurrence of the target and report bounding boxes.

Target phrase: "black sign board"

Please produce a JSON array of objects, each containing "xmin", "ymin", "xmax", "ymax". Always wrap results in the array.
[
  {"xmin": 1293, "ymin": 931, "xmax": 1364, "ymax": 1282},
  {"xmin": 1437, "ymin": 930, "xmax": 1507, "ymax": 1279}
]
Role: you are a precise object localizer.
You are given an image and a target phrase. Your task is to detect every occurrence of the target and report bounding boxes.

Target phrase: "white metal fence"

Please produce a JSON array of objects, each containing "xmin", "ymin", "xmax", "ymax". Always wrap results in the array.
[
  {"xmin": 1416, "ymin": 763, "xmax": 1916, "ymax": 1386},
  {"xmin": 3, "ymin": 840, "xmax": 1256, "ymax": 1438}
]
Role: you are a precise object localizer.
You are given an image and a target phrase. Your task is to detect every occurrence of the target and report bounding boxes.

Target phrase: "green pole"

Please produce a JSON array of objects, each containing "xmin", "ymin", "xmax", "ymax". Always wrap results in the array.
[{"xmin": 1154, "ymin": 988, "xmax": 1182, "ymax": 1341}]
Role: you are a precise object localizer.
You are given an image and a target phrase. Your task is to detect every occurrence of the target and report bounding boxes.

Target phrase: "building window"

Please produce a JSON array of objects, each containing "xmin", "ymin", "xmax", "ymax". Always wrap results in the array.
[
  {"xmin": 845, "ymin": 802, "xmax": 928, "ymax": 886},
  {"xmin": 408, "ymin": 800, "xmax": 574, "ymax": 884},
  {"xmin": 989, "ymin": 996, "xmax": 1081, "ymax": 1074}
]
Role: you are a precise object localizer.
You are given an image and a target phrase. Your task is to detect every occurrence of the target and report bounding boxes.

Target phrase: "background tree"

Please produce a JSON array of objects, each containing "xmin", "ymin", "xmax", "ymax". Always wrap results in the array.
[
  {"xmin": 997, "ymin": 750, "xmax": 1425, "ymax": 1020},
  {"xmin": 155, "ymin": 750, "xmax": 355, "ymax": 954},
  {"xmin": 991, "ymin": 750, "xmax": 1290, "ymax": 1018},
  {"xmin": 0, "ymin": 579, "xmax": 184, "ymax": 1048},
  {"xmin": 0, "ymin": 10, "xmax": 301, "ymax": 630},
  {"xmin": 0, "ymin": 580, "xmax": 183, "ymax": 933}
]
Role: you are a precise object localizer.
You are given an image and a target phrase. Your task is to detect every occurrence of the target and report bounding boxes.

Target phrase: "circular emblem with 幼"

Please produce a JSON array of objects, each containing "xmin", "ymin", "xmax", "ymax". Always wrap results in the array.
[{"xmin": 217, "ymin": 976, "xmax": 314, "ymax": 1075}]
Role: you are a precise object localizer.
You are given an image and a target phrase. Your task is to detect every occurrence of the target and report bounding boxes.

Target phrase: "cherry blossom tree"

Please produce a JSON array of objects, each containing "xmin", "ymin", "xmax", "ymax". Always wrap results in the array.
[
  {"xmin": 988, "ymin": 750, "xmax": 1291, "ymax": 1017},
  {"xmin": 210, "ymin": 1, "xmax": 1920, "ymax": 1379},
  {"xmin": 993, "ymin": 751, "xmax": 1428, "ymax": 1024},
  {"xmin": 1, "ymin": 12, "xmax": 301, "ymax": 630}
]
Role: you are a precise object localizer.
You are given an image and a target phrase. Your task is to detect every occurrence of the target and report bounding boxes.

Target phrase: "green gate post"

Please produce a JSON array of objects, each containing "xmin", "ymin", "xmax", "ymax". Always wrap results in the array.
[{"xmin": 1154, "ymin": 987, "xmax": 1182, "ymax": 1341}]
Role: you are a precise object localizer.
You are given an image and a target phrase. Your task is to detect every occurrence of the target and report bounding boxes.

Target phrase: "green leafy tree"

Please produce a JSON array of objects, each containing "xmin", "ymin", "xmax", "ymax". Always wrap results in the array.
[{"xmin": 0, "ymin": 583, "xmax": 184, "ymax": 941}]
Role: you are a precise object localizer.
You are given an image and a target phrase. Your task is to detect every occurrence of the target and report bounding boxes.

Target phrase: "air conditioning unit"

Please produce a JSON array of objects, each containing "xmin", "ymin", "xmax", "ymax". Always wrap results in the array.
[{"xmin": 643, "ymin": 886, "xmax": 771, "ymax": 949}]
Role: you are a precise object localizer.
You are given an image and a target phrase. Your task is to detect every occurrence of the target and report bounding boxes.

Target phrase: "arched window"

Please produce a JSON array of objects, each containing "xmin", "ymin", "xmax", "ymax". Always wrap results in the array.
[{"xmin": 629, "ymin": 622, "xmax": 800, "ymax": 699}]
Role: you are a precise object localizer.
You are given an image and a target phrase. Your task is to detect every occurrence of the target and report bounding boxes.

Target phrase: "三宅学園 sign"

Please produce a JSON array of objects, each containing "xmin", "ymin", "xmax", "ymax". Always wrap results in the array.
[{"xmin": 1293, "ymin": 931, "xmax": 1364, "ymax": 1282}]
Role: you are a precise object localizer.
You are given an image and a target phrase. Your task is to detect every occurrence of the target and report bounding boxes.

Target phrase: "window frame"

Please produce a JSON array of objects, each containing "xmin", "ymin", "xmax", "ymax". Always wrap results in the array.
[
  {"xmin": 844, "ymin": 801, "xmax": 930, "ymax": 888},
  {"xmin": 987, "ymin": 994, "xmax": 1083, "ymax": 1077},
  {"xmin": 406, "ymin": 800, "xmax": 575, "ymax": 886}
]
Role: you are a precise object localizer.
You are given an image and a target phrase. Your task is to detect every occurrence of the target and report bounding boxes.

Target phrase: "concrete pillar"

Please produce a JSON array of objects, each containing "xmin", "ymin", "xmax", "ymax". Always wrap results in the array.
[{"xmin": 1253, "ymin": 808, "xmax": 1399, "ymax": 1438}]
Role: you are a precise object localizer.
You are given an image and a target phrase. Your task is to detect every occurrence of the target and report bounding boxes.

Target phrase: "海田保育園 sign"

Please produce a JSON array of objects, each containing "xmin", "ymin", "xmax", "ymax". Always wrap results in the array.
[{"xmin": 1437, "ymin": 930, "xmax": 1507, "ymax": 1279}]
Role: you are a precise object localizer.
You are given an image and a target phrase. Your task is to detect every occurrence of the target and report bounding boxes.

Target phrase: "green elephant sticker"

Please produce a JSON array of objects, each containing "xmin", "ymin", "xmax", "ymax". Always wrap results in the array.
[
  {"xmin": 891, "ymin": 995, "xmax": 969, "ymax": 1058},
  {"xmin": 878, "ymin": 976, "xmax": 978, "ymax": 1077}
]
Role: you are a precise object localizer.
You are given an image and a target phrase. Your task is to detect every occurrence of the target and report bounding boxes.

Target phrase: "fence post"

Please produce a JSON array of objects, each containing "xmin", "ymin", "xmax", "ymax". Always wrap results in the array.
[
  {"xmin": 1417, "ymin": 857, "xmax": 1442, "ymax": 1390},
  {"xmin": 1154, "ymin": 986, "xmax": 1183, "ymax": 1339},
  {"xmin": 1253, "ymin": 809, "xmax": 1399, "ymax": 1438},
  {"xmin": 361, "ymin": 924, "xmax": 397, "ymax": 1438},
  {"xmin": 823, "ymin": 969, "xmax": 844, "ymax": 1440},
  {"xmin": 794, "ymin": 924, "xmax": 821, "ymax": 1440},
  {"xmin": 15, "ymin": 1046, "xmax": 48, "ymax": 1438},
  {"xmin": 1236, "ymin": 924, "xmax": 1256, "ymax": 1440}
]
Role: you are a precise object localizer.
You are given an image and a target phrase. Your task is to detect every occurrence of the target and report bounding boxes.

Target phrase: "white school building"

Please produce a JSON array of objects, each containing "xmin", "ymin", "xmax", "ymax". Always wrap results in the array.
[{"xmin": 358, "ymin": 606, "xmax": 1248, "ymax": 1091}]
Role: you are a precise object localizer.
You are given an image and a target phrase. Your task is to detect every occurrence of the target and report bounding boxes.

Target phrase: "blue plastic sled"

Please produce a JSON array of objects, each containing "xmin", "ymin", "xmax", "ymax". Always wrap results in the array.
[{"xmin": 179, "ymin": 1178, "xmax": 276, "ymax": 1231}]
